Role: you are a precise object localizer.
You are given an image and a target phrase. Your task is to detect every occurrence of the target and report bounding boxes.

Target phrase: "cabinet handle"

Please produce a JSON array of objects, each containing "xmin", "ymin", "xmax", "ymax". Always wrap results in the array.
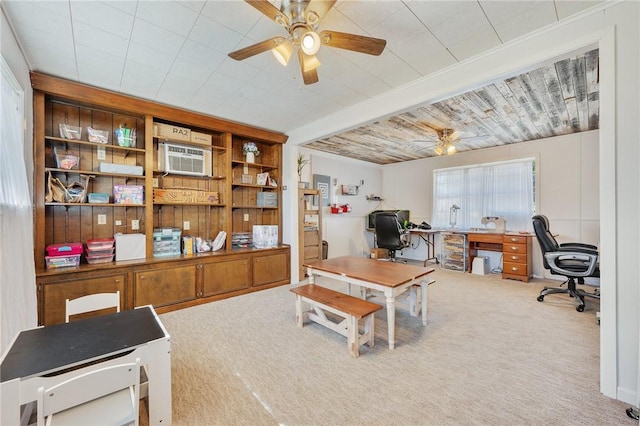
[
  {"xmin": 115, "ymin": 279, "xmax": 120, "ymax": 283},
  {"xmin": 511, "ymin": 256, "xmax": 518, "ymax": 260},
  {"xmin": 511, "ymin": 266, "xmax": 519, "ymax": 271},
  {"xmin": 510, "ymin": 237, "xmax": 518, "ymax": 242},
  {"xmin": 140, "ymin": 275, "xmax": 145, "ymax": 279},
  {"xmin": 511, "ymin": 246, "xmax": 518, "ymax": 251}
]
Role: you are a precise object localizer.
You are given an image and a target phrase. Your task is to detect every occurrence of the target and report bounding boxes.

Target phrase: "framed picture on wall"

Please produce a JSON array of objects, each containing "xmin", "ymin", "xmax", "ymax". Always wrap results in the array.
[{"xmin": 313, "ymin": 174, "xmax": 331, "ymax": 206}]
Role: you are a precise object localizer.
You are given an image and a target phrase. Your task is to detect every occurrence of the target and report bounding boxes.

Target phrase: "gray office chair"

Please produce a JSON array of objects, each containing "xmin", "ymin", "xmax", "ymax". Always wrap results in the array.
[
  {"xmin": 532, "ymin": 214, "xmax": 600, "ymax": 312},
  {"xmin": 374, "ymin": 212, "xmax": 410, "ymax": 262}
]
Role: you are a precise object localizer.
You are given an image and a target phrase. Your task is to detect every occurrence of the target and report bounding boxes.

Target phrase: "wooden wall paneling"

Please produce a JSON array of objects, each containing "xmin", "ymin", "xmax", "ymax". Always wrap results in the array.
[
  {"xmin": 585, "ymin": 49, "xmax": 599, "ymax": 129},
  {"xmin": 34, "ymin": 93, "xmax": 46, "ymax": 269}
]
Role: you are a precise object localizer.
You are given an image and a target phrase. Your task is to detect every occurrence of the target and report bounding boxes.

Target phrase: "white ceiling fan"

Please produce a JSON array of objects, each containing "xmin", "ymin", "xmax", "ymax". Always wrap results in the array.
[
  {"xmin": 228, "ymin": 0, "xmax": 387, "ymax": 85},
  {"xmin": 411, "ymin": 124, "xmax": 491, "ymax": 156}
]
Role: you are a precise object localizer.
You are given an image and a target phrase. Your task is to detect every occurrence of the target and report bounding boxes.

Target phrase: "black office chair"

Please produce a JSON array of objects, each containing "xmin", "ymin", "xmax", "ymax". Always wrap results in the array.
[
  {"xmin": 374, "ymin": 212, "xmax": 410, "ymax": 262},
  {"xmin": 532, "ymin": 214, "xmax": 600, "ymax": 312}
]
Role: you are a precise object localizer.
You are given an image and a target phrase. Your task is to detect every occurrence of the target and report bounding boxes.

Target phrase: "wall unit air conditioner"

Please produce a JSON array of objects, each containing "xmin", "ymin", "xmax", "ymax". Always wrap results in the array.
[{"xmin": 158, "ymin": 143, "xmax": 212, "ymax": 177}]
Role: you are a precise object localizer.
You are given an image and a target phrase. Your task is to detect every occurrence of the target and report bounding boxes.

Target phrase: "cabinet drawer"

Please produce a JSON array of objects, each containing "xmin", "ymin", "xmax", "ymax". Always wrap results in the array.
[
  {"xmin": 503, "ymin": 235, "xmax": 529, "ymax": 244},
  {"xmin": 503, "ymin": 243, "xmax": 527, "ymax": 254},
  {"xmin": 134, "ymin": 265, "xmax": 197, "ymax": 308},
  {"xmin": 504, "ymin": 253, "xmax": 527, "ymax": 264},
  {"xmin": 253, "ymin": 252, "xmax": 290, "ymax": 287},
  {"xmin": 40, "ymin": 274, "xmax": 126, "ymax": 326},
  {"xmin": 503, "ymin": 262, "xmax": 528, "ymax": 276},
  {"xmin": 202, "ymin": 258, "xmax": 250, "ymax": 297}
]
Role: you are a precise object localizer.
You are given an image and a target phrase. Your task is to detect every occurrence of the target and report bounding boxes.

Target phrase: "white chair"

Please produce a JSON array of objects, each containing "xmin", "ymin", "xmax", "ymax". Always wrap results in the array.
[
  {"xmin": 65, "ymin": 291, "xmax": 120, "ymax": 322},
  {"xmin": 37, "ymin": 357, "xmax": 140, "ymax": 426}
]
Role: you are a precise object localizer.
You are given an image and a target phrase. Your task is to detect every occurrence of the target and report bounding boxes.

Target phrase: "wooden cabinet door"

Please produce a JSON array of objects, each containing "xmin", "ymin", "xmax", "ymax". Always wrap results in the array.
[
  {"xmin": 134, "ymin": 265, "xmax": 197, "ymax": 308},
  {"xmin": 253, "ymin": 251, "xmax": 290, "ymax": 287},
  {"xmin": 202, "ymin": 257, "xmax": 250, "ymax": 297},
  {"xmin": 40, "ymin": 274, "xmax": 126, "ymax": 326}
]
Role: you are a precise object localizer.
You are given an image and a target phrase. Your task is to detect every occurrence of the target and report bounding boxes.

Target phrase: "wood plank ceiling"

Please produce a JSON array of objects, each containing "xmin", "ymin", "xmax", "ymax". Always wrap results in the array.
[{"xmin": 302, "ymin": 48, "xmax": 599, "ymax": 164}]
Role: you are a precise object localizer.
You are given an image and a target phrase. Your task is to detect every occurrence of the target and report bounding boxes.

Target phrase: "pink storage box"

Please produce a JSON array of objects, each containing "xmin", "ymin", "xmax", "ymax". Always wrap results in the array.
[
  {"xmin": 86, "ymin": 253, "xmax": 115, "ymax": 264},
  {"xmin": 86, "ymin": 238, "xmax": 115, "ymax": 251},
  {"xmin": 46, "ymin": 242, "xmax": 83, "ymax": 257}
]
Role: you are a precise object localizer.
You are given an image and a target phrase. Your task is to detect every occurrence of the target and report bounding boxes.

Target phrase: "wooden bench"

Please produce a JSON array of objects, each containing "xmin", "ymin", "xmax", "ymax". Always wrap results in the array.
[{"xmin": 290, "ymin": 284, "xmax": 382, "ymax": 358}]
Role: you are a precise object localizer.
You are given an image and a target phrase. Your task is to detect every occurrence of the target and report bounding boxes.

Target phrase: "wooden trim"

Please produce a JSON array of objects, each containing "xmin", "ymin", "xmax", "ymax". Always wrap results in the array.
[
  {"xmin": 30, "ymin": 72, "xmax": 288, "ymax": 144},
  {"xmin": 33, "ymin": 91, "xmax": 46, "ymax": 271}
]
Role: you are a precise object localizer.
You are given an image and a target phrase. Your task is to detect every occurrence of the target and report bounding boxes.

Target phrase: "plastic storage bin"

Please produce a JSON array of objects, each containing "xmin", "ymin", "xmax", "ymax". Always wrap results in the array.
[
  {"xmin": 153, "ymin": 228, "xmax": 181, "ymax": 257},
  {"xmin": 45, "ymin": 254, "xmax": 81, "ymax": 269},
  {"xmin": 46, "ymin": 243, "xmax": 83, "ymax": 256}
]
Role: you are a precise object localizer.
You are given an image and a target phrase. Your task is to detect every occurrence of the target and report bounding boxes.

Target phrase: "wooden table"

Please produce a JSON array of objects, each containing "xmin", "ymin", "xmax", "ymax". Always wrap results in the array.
[
  {"xmin": 0, "ymin": 305, "xmax": 171, "ymax": 425},
  {"xmin": 304, "ymin": 256, "xmax": 435, "ymax": 349}
]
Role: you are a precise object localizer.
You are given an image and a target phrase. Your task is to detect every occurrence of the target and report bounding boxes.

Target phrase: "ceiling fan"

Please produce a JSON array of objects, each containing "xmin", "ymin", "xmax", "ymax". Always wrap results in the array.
[
  {"xmin": 411, "ymin": 125, "xmax": 488, "ymax": 156},
  {"xmin": 228, "ymin": 0, "xmax": 387, "ymax": 85}
]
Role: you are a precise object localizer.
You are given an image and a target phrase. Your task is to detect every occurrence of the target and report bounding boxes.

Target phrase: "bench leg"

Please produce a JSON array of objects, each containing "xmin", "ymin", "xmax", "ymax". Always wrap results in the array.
[
  {"xmin": 347, "ymin": 315, "xmax": 359, "ymax": 358},
  {"xmin": 421, "ymin": 280, "xmax": 429, "ymax": 326},
  {"xmin": 294, "ymin": 294, "xmax": 304, "ymax": 328},
  {"xmin": 364, "ymin": 313, "xmax": 375, "ymax": 348}
]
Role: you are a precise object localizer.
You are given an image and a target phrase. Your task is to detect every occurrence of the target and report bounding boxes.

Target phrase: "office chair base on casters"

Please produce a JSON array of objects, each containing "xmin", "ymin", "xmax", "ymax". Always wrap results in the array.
[{"xmin": 537, "ymin": 278, "xmax": 599, "ymax": 312}]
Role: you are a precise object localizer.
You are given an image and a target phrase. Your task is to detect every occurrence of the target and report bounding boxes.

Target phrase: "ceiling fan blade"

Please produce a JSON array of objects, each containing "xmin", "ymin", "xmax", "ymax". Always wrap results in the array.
[
  {"xmin": 305, "ymin": 0, "xmax": 337, "ymax": 20},
  {"xmin": 245, "ymin": 0, "xmax": 289, "ymax": 26},
  {"xmin": 298, "ymin": 49, "xmax": 320, "ymax": 85},
  {"xmin": 228, "ymin": 37, "xmax": 284, "ymax": 61},
  {"xmin": 319, "ymin": 30, "xmax": 386, "ymax": 56}
]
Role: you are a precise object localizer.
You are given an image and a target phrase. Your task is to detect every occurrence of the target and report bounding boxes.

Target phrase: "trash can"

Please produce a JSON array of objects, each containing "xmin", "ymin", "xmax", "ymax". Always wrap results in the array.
[
  {"xmin": 322, "ymin": 240, "xmax": 328, "ymax": 259},
  {"xmin": 472, "ymin": 256, "xmax": 489, "ymax": 275}
]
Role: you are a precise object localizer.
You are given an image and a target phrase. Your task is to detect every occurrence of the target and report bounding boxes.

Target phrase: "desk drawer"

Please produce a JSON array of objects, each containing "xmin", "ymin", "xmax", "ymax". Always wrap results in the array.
[
  {"xmin": 504, "ymin": 235, "xmax": 528, "ymax": 244},
  {"xmin": 503, "ymin": 243, "xmax": 527, "ymax": 255},
  {"xmin": 503, "ymin": 262, "xmax": 528, "ymax": 276},
  {"xmin": 504, "ymin": 253, "xmax": 527, "ymax": 264}
]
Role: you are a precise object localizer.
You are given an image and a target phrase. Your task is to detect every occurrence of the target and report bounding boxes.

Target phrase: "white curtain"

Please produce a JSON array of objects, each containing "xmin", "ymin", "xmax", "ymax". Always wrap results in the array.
[
  {"xmin": 1, "ymin": 57, "xmax": 37, "ymax": 352},
  {"xmin": 432, "ymin": 159, "xmax": 535, "ymax": 231}
]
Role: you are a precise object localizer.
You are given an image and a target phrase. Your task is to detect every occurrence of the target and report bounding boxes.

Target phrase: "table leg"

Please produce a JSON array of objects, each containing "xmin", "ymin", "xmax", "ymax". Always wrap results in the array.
[
  {"xmin": 146, "ymin": 338, "xmax": 172, "ymax": 425},
  {"xmin": 385, "ymin": 292, "xmax": 396, "ymax": 349},
  {"xmin": 421, "ymin": 279, "xmax": 428, "ymax": 325}
]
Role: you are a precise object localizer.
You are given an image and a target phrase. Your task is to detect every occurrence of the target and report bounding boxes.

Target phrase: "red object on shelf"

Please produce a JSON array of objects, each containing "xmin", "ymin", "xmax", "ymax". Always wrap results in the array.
[{"xmin": 46, "ymin": 243, "xmax": 83, "ymax": 257}]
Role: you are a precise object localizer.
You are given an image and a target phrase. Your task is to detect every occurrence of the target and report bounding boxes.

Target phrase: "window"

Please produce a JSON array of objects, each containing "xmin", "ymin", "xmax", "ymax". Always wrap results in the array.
[{"xmin": 432, "ymin": 158, "xmax": 535, "ymax": 231}]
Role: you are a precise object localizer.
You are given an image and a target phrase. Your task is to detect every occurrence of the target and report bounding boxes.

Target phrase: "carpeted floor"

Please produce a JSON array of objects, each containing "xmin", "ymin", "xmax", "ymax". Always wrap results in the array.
[{"xmin": 156, "ymin": 268, "xmax": 631, "ymax": 425}]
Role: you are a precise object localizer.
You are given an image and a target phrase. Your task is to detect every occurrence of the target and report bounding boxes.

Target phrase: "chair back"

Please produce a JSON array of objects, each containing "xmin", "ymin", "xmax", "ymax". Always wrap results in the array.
[
  {"xmin": 37, "ymin": 357, "xmax": 140, "ymax": 426},
  {"xmin": 532, "ymin": 215, "xmax": 559, "ymax": 270},
  {"xmin": 375, "ymin": 212, "xmax": 406, "ymax": 251},
  {"xmin": 66, "ymin": 291, "xmax": 121, "ymax": 323}
]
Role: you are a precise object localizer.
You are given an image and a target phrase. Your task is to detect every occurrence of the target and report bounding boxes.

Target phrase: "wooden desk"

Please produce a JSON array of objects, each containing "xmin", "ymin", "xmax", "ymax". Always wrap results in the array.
[
  {"xmin": 467, "ymin": 232, "xmax": 533, "ymax": 282},
  {"xmin": 1, "ymin": 306, "xmax": 171, "ymax": 425},
  {"xmin": 304, "ymin": 256, "xmax": 434, "ymax": 349}
]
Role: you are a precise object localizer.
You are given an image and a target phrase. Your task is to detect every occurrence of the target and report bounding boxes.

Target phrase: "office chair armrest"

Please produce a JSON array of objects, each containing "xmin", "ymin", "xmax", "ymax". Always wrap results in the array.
[
  {"xmin": 544, "ymin": 251, "xmax": 599, "ymax": 277},
  {"xmin": 559, "ymin": 242, "xmax": 598, "ymax": 251},
  {"xmin": 557, "ymin": 246, "xmax": 598, "ymax": 256}
]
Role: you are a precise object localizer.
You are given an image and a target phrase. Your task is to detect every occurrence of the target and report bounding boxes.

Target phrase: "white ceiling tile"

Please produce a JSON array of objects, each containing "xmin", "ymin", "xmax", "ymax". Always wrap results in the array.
[
  {"xmin": 17, "ymin": 31, "xmax": 75, "ymax": 59},
  {"xmin": 214, "ymin": 59, "xmax": 263, "ymax": 83},
  {"xmin": 334, "ymin": 0, "xmax": 406, "ymax": 31},
  {"xmin": 73, "ymin": 21, "xmax": 130, "ymax": 59},
  {"xmin": 555, "ymin": 0, "xmax": 605, "ymax": 19},
  {"xmin": 130, "ymin": 18, "xmax": 186, "ymax": 56},
  {"xmin": 136, "ymin": 1, "xmax": 200, "ymax": 37},
  {"xmin": 367, "ymin": 5, "xmax": 425, "ymax": 44},
  {"xmin": 447, "ymin": 28, "xmax": 502, "ymax": 62},
  {"xmin": 189, "ymin": 15, "xmax": 245, "ymax": 54},
  {"xmin": 100, "ymin": 0, "xmax": 137, "ymax": 16},
  {"xmin": 125, "ymin": 42, "xmax": 174, "ymax": 76},
  {"xmin": 178, "ymin": 39, "xmax": 227, "ymax": 70},
  {"xmin": 4, "ymin": 1, "xmax": 73, "ymax": 41},
  {"xmin": 344, "ymin": 49, "xmax": 421, "ymax": 88},
  {"xmin": 178, "ymin": 1, "xmax": 207, "ymax": 14},
  {"xmin": 429, "ymin": 4, "xmax": 496, "ymax": 48},
  {"xmin": 390, "ymin": 30, "xmax": 457, "ymax": 77},
  {"xmin": 120, "ymin": 61, "xmax": 166, "ymax": 99},
  {"xmin": 200, "ymin": 1, "xmax": 262, "ymax": 35},
  {"xmin": 156, "ymin": 72, "xmax": 203, "ymax": 106},
  {"xmin": 76, "ymin": 48, "xmax": 125, "ymax": 92},
  {"xmin": 70, "ymin": 1, "xmax": 134, "ymax": 38},
  {"xmin": 481, "ymin": 1, "xmax": 557, "ymax": 42}
]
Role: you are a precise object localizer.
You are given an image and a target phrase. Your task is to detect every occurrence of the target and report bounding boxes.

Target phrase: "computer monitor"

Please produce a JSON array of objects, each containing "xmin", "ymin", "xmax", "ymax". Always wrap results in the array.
[{"xmin": 368, "ymin": 210, "xmax": 410, "ymax": 229}]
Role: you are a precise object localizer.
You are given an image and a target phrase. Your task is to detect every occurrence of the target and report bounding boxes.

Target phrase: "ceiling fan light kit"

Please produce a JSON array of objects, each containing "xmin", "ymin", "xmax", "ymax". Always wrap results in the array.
[{"xmin": 229, "ymin": 0, "xmax": 387, "ymax": 85}]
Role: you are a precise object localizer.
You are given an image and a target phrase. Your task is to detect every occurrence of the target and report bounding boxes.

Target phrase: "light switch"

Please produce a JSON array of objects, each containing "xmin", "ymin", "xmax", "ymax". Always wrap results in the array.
[
  {"xmin": 132, "ymin": 219, "xmax": 140, "ymax": 230},
  {"xmin": 98, "ymin": 214, "xmax": 106, "ymax": 225},
  {"xmin": 183, "ymin": 221, "xmax": 190, "ymax": 230},
  {"xmin": 97, "ymin": 146, "xmax": 106, "ymax": 160},
  {"xmin": 243, "ymin": 214, "xmax": 249, "ymax": 222}
]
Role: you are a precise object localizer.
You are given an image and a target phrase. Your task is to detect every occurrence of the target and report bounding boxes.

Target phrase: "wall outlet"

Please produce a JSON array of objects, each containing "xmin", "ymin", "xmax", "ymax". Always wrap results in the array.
[
  {"xmin": 183, "ymin": 221, "xmax": 190, "ymax": 230},
  {"xmin": 243, "ymin": 213, "xmax": 249, "ymax": 222},
  {"xmin": 98, "ymin": 214, "xmax": 106, "ymax": 225},
  {"xmin": 131, "ymin": 219, "xmax": 140, "ymax": 230},
  {"xmin": 152, "ymin": 178, "xmax": 159, "ymax": 188},
  {"xmin": 97, "ymin": 146, "xmax": 106, "ymax": 160}
]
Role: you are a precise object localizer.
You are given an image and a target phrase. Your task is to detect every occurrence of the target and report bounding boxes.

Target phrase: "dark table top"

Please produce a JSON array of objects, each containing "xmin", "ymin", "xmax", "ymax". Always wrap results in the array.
[{"xmin": 1, "ymin": 306, "xmax": 166, "ymax": 382}]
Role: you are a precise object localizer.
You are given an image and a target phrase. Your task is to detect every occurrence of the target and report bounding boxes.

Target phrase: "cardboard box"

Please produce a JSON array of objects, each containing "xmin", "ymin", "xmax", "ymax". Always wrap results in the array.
[
  {"xmin": 113, "ymin": 185, "xmax": 144, "ymax": 205},
  {"xmin": 153, "ymin": 188, "xmax": 219, "ymax": 204},
  {"xmin": 370, "ymin": 248, "xmax": 389, "ymax": 259},
  {"xmin": 190, "ymin": 131, "xmax": 212, "ymax": 146},
  {"xmin": 153, "ymin": 123, "xmax": 191, "ymax": 142}
]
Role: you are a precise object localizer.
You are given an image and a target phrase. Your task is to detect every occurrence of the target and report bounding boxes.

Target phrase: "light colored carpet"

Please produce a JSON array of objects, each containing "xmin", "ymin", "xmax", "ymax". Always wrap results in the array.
[{"xmin": 157, "ymin": 268, "xmax": 630, "ymax": 425}]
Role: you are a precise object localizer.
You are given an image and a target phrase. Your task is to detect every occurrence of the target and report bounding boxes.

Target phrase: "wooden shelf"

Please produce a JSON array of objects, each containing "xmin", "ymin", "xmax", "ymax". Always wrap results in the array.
[
  {"xmin": 45, "ymin": 136, "xmax": 145, "ymax": 153},
  {"xmin": 45, "ymin": 167, "xmax": 144, "ymax": 179}
]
